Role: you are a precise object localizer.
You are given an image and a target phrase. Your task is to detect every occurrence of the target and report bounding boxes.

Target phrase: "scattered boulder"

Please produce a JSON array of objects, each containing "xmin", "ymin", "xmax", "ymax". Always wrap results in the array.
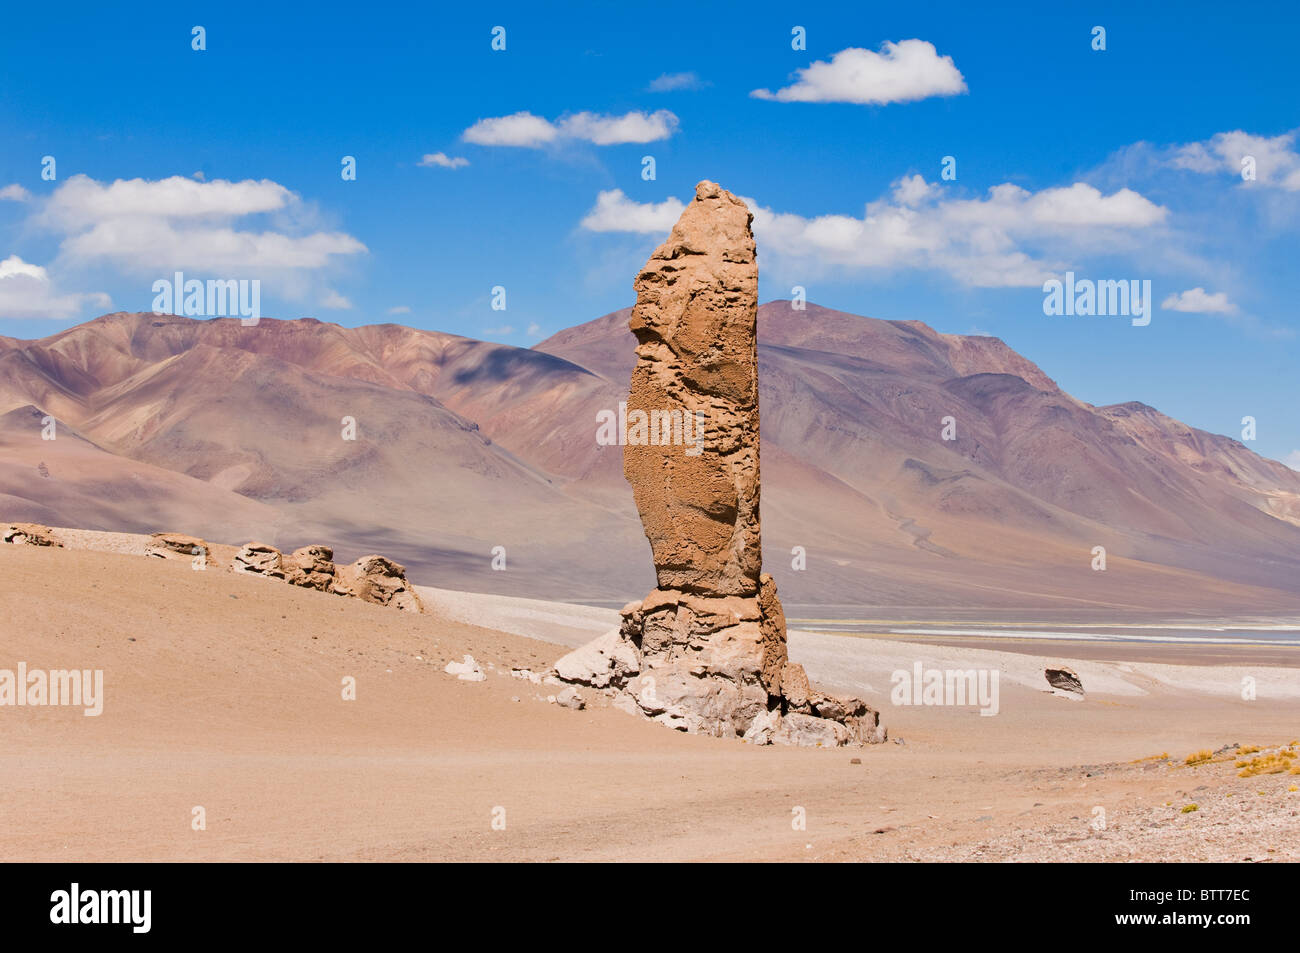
[
  {"xmin": 1046, "ymin": 667, "xmax": 1085, "ymax": 697},
  {"xmin": 233, "ymin": 541, "xmax": 285, "ymax": 578},
  {"xmin": 552, "ymin": 182, "xmax": 883, "ymax": 748},
  {"xmin": 444, "ymin": 655, "xmax": 486, "ymax": 682},
  {"xmin": 284, "ymin": 545, "xmax": 336, "ymax": 591},
  {"xmin": 2, "ymin": 523, "xmax": 62, "ymax": 547},
  {"xmin": 555, "ymin": 687, "xmax": 585, "ymax": 710},
  {"xmin": 334, "ymin": 554, "xmax": 423, "ymax": 612},
  {"xmin": 146, "ymin": 532, "xmax": 209, "ymax": 562}
]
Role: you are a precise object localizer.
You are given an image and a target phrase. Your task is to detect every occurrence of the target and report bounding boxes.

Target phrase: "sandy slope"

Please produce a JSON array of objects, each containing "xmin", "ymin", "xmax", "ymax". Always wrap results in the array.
[{"xmin": 2, "ymin": 542, "xmax": 1298, "ymax": 862}]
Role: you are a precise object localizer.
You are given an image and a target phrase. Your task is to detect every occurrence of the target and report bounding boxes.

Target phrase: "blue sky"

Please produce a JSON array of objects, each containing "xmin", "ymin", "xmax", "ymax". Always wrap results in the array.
[{"xmin": 1, "ymin": 0, "xmax": 1298, "ymax": 464}]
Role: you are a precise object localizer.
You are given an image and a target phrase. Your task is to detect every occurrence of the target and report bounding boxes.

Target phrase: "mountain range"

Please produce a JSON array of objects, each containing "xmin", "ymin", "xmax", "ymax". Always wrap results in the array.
[{"xmin": 3, "ymin": 303, "xmax": 1298, "ymax": 614}]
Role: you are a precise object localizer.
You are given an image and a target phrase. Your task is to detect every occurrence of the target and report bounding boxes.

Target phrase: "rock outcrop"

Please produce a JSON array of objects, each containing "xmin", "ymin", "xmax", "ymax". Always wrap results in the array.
[
  {"xmin": 233, "ymin": 541, "xmax": 285, "ymax": 577},
  {"xmin": 553, "ymin": 181, "xmax": 884, "ymax": 747},
  {"xmin": 334, "ymin": 554, "xmax": 424, "ymax": 612},
  {"xmin": 233, "ymin": 541, "xmax": 423, "ymax": 613},
  {"xmin": 3, "ymin": 523, "xmax": 62, "ymax": 547},
  {"xmin": 283, "ymin": 544, "xmax": 336, "ymax": 591},
  {"xmin": 146, "ymin": 532, "xmax": 209, "ymax": 562}
]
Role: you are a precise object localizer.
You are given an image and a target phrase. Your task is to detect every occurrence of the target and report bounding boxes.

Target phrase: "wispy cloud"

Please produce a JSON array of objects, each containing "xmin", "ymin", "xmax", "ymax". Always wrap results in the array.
[
  {"xmin": 320, "ymin": 289, "xmax": 352, "ymax": 309},
  {"xmin": 0, "ymin": 184, "xmax": 31, "ymax": 202},
  {"xmin": 419, "ymin": 152, "xmax": 469, "ymax": 169},
  {"xmin": 648, "ymin": 71, "xmax": 706, "ymax": 92},
  {"xmin": 751, "ymin": 40, "xmax": 967, "ymax": 105}
]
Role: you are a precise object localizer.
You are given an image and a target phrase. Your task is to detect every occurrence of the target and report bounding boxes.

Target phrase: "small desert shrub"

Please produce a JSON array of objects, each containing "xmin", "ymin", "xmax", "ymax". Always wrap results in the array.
[
  {"xmin": 1185, "ymin": 749, "xmax": 1213, "ymax": 766},
  {"xmin": 1131, "ymin": 752, "xmax": 1170, "ymax": 763},
  {"xmin": 1181, "ymin": 803, "xmax": 1198, "ymax": 813},
  {"xmin": 1237, "ymin": 752, "xmax": 1293, "ymax": 777}
]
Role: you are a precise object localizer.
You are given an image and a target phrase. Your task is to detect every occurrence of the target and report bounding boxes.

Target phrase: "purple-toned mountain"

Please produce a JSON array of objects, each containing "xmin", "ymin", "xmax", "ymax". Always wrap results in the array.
[{"xmin": 2, "ymin": 304, "xmax": 1297, "ymax": 612}]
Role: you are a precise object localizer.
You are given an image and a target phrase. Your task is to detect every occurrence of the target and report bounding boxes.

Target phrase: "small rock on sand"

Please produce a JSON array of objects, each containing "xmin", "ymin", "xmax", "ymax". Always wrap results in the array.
[
  {"xmin": 444, "ymin": 655, "xmax": 486, "ymax": 682},
  {"xmin": 556, "ymin": 687, "xmax": 585, "ymax": 710},
  {"xmin": 1045, "ymin": 666, "xmax": 1085, "ymax": 697}
]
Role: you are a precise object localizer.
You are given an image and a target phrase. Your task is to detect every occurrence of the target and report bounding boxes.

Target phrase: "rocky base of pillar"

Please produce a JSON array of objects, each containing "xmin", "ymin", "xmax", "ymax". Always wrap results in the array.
[{"xmin": 552, "ymin": 575, "xmax": 886, "ymax": 748}]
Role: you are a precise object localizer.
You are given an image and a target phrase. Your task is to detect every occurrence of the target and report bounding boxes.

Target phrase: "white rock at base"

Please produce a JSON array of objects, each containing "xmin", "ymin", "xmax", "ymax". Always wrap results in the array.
[
  {"xmin": 555, "ymin": 687, "xmax": 586, "ymax": 710},
  {"xmin": 553, "ymin": 628, "xmax": 640, "ymax": 689},
  {"xmin": 444, "ymin": 654, "xmax": 486, "ymax": 682}
]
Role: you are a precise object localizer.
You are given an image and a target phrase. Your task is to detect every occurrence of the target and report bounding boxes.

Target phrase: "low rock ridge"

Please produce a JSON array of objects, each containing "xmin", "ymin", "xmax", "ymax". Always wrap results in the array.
[{"xmin": 234, "ymin": 542, "xmax": 423, "ymax": 613}]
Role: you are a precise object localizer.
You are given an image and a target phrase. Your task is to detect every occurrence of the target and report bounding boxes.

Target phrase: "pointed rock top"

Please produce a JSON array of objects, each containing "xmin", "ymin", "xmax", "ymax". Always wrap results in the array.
[{"xmin": 649, "ymin": 181, "xmax": 754, "ymax": 264}]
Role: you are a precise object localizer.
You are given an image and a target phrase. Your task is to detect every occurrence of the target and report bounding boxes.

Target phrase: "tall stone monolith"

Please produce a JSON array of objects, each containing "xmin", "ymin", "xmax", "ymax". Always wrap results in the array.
[{"xmin": 553, "ymin": 181, "xmax": 885, "ymax": 747}]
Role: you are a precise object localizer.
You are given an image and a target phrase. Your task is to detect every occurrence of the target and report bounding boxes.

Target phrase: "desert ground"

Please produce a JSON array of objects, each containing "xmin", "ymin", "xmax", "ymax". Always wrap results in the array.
[{"xmin": 2, "ymin": 536, "xmax": 1298, "ymax": 863}]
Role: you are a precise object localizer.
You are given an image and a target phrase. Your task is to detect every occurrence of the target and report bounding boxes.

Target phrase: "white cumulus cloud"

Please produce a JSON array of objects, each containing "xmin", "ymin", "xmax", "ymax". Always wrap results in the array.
[
  {"xmin": 0, "ymin": 254, "xmax": 110, "ymax": 319},
  {"xmin": 580, "ymin": 190, "xmax": 687, "ymax": 234},
  {"xmin": 1161, "ymin": 287, "xmax": 1238, "ymax": 314},
  {"xmin": 463, "ymin": 112, "xmax": 560, "ymax": 147},
  {"xmin": 37, "ymin": 174, "xmax": 366, "ymax": 276},
  {"xmin": 751, "ymin": 40, "xmax": 967, "ymax": 105},
  {"xmin": 463, "ymin": 110, "xmax": 679, "ymax": 148},
  {"xmin": 1170, "ymin": 129, "xmax": 1300, "ymax": 190},
  {"xmin": 0, "ymin": 184, "xmax": 31, "ymax": 202},
  {"xmin": 581, "ymin": 177, "xmax": 1168, "ymax": 288}
]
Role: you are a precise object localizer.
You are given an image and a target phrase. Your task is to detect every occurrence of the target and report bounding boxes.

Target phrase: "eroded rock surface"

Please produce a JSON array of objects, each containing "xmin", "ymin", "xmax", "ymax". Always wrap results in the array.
[
  {"xmin": 146, "ymin": 532, "xmax": 209, "ymax": 562},
  {"xmin": 334, "ymin": 554, "xmax": 424, "ymax": 612},
  {"xmin": 234, "ymin": 541, "xmax": 285, "ymax": 577},
  {"xmin": 553, "ymin": 181, "xmax": 884, "ymax": 747},
  {"xmin": 2, "ymin": 523, "xmax": 62, "ymax": 547},
  {"xmin": 284, "ymin": 544, "xmax": 336, "ymax": 591},
  {"xmin": 233, "ymin": 541, "xmax": 422, "ymax": 612}
]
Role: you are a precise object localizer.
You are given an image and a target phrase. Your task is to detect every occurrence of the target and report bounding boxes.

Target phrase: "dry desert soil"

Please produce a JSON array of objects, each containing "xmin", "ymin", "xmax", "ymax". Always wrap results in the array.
[{"xmin": 2, "ymin": 540, "xmax": 1298, "ymax": 862}]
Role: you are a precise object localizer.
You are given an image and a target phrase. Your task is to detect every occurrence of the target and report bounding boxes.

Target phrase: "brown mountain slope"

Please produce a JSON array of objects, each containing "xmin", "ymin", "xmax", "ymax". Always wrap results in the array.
[
  {"xmin": 0, "ymin": 313, "xmax": 651, "ymax": 598},
  {"xmin": 534, "ymin": 301, "xmax": 1300, "ymax": 608},
  {"xmin": 1, "ymin": 305, "xmax": 1297, "ymax": 611},
  {"xmin": 0, "ymin": 404, "xmax": 279, "ymax": 540}
]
